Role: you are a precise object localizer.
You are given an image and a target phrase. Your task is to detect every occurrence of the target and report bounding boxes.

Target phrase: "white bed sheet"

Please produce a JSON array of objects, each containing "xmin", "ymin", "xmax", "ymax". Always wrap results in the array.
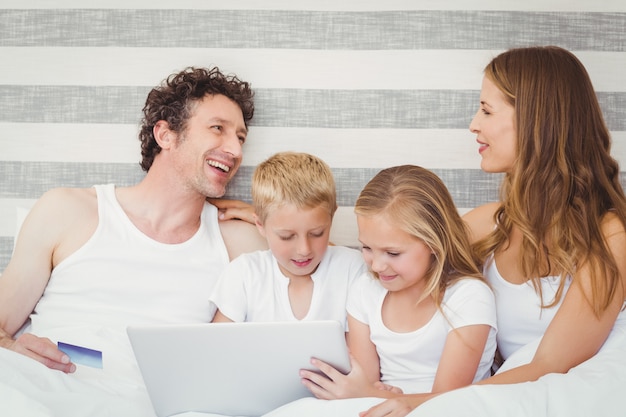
[{"xmin": 3, "ymin": 324, "xmax": 625, "ymax": 417}]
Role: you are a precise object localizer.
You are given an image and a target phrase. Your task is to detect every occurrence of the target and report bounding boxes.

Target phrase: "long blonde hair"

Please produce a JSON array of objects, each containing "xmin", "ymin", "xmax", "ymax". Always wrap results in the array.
[
  {"xmin": 355, "ymin": 165, "xmax": 485, "ymax": 306},
  {"xmin": 473, "ymin": 46, "xmax": 626, "ymax": 315}
]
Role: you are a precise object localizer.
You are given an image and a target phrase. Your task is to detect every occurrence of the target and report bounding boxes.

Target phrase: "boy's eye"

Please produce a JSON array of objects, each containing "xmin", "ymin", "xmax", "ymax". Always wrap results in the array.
[
  {"xmin": 279, "ymin": 235, "xmax": 294, "ymax": 241},
  {"xmin": 361, "ymin": 246, "xmax": 371, "ymax": 252},
  {"xmin": 238, "ymin": 136, "xmax": 246, "ymax": 144},
  {"xmin": 387, "ymin": 252, "xmax": 400, "ymax": 257},
  {"xmin": 310, "ymin": 232, "xmax": 324, "ymax": 238},
  {"xmin": 212, "ymin": 125, "xmax": 222, "ymax": 131}
]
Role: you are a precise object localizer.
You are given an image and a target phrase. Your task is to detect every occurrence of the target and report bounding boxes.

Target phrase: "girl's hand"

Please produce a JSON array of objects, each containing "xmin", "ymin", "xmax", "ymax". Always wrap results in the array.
[
  {"xmin": 373, "ymin": 381, "xmax": 403, "ymax": 394},
  {"xmin": 300, "ymin": 355, "xmax": 384, "ymax": 400},
  {"xmin": 358, "ymin": 397, "xmax": 418, "ymax": 417}
]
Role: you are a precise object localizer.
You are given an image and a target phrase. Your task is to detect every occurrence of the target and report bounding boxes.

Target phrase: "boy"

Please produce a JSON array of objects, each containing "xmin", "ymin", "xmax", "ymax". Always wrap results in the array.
[{"xmin": 210, "ymin": 152, "xmax": 366, "ymax": 328}]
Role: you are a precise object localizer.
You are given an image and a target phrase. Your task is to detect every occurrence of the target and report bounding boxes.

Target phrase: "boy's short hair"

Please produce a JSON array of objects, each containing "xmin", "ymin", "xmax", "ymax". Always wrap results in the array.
[{"xmin": 252, "ymin": 152, "xmax": 337, "ymax": 224}]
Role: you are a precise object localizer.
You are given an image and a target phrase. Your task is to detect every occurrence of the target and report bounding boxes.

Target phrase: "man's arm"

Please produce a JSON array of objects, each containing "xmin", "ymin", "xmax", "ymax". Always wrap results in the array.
[{"xmin": 0, "ymin": 188, "xmax": 96, "ymax": 372}]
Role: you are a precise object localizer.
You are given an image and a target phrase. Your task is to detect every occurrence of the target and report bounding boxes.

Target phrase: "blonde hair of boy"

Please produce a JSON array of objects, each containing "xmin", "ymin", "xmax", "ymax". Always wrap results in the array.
[
  {"xmin": 355, "ymin": 165, "xmax": 485, "ymax": 307},
  {"xmin": 252, "ymin": 152, "xmax": 337, "ymax": 224}
]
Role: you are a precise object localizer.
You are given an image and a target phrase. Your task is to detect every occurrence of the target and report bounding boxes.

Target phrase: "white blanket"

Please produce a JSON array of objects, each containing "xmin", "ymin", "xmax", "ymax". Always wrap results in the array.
[{"xmin": 3, "ymin": 325, "xmax": 626, "ymax": 417}]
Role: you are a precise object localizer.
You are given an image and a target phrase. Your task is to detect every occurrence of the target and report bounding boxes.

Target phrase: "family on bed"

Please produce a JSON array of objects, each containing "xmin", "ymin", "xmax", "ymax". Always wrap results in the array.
[{"xmin": 1, "ymin": 45, "xmax": 625, "ymax": 417}]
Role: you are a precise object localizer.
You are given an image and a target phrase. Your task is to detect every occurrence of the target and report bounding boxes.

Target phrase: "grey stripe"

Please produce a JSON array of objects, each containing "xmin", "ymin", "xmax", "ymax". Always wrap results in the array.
[
  {"xmin": 2, "ymin": 86, "xmax": 625, "ymax": 130},
  {"xmin": 1, "ymin": 10, "xmax": 624, "ymax": 51},
  {"xmin": 5, "ymin": 161, "xmax": 626, "ymax": 208},
  {"xmin": 227, "ymin": 167, "xmax": 504, "ymax": 208},
  {"xmin": 0, "ymin": 237, "xmax": 12, "ymax": 272}
]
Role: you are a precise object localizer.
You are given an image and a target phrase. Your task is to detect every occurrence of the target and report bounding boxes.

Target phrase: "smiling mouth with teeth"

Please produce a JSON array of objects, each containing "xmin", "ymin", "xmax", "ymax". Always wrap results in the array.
[{"xmin": 208, "ymin": 160, "xmax": 230, "ymax": 173}]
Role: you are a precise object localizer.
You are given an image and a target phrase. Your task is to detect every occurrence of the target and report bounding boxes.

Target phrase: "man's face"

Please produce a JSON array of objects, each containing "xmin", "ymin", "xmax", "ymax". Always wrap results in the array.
[{"xmin": 173, "ymin": 94, "xmax": 247, "ymax": 198}]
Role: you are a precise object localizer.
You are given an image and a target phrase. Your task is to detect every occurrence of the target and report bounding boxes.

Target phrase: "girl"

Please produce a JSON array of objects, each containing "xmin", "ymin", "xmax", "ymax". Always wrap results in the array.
[{"xmin": 300, "ymin": 165, "xmax": 497, "ymax": 399}]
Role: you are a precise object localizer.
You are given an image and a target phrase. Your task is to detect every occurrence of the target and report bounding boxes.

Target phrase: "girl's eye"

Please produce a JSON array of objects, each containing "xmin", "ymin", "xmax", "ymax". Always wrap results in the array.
[
  {"xmin": 212, "ymin": 125, "xmax": 222, "ymax": 131},
  {"xmin": 238, "ymin": 136, "xmax": 246, "ymax": 144},
  {"xmin": 361, "ymin": 246, "xmax": 371, "ymax": 252},
  {"xmin": 279, "ymin": 235, "xmax": 294, "ymax": 241},
  {"xmin": 481, "ymin": 108, "xmax": 491, "ymax": 115},
  {"xmin": 310, "ymin": 232, "xmax": 324, "ymax": 238},
  {"xmin": 387, "ymin": 252, "xmax": 400, "ymax": 257}
]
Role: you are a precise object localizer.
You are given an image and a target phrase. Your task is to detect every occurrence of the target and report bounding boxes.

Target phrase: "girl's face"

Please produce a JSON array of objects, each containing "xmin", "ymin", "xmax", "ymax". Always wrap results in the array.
[
  {"xmin": 357, "ymin": 213, "xmax": 434, "ymax": 295},
  {"xmin": 469, "ymin": 76, "xmax": 517, "ymax": 174},
  {"xmin": 256, "ymin": 203, "xmax": 332, "ymax": 280}
]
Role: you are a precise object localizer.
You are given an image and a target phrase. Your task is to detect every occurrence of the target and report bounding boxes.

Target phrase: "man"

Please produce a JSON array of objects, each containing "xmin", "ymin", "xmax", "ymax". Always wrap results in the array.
[{"xmin": 0, "ymin": 66, "xmax": 267, "ymax": 374}]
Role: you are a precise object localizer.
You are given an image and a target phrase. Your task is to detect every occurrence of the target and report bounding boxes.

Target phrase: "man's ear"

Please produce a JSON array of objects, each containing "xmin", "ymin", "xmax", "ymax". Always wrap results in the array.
[
  {"xmin": 254, "ymin": 214, "xmax": 267, "ymax": 238},
  {"xmin": 153, "ymin": 120, "xmax": 176, "ymax": 150}
]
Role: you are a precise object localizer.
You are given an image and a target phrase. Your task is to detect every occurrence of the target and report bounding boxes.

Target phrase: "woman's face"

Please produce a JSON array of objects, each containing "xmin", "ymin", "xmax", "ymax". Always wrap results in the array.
[{"xmin": 469, "ymin": 76, "xmax": 517, "ymax": 174}]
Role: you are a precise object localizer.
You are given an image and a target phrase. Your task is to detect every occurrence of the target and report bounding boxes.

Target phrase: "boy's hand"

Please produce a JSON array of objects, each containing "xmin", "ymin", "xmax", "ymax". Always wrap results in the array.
[{"xmin": 208, "ymin": 199, "xmax": 255, "ymax": 224}]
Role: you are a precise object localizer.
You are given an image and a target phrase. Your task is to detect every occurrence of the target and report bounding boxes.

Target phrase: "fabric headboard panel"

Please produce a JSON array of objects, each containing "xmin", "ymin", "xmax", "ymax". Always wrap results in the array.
[{"xmin": 1, "ymin": 1, "xmax": 625, "ymax": 270}]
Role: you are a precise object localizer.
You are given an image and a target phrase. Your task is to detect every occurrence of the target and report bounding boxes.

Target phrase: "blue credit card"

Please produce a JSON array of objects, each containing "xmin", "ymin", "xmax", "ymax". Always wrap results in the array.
[{"xmin": 57, "ymin": 341, "xmax": 103, "ymax": 369}]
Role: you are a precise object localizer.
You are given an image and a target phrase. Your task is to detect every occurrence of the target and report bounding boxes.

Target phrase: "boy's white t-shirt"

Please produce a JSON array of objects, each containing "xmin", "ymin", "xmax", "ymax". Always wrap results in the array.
[
  {"xmin": 348, "ymin": 273, "xmax": 497, "ymax": 394},
  {"xmin": 209, "ymin": 245, "xmax": 367, "ymax": 329}
]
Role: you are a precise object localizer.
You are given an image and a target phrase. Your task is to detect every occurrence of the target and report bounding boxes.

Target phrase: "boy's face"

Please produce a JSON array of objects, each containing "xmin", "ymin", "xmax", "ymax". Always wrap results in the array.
[{"xmin": 256, "ymin": 204, "xmax": 332, "ymax": 280}]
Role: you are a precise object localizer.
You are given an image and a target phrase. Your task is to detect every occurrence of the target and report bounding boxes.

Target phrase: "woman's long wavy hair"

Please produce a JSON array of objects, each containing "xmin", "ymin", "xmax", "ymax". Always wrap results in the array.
[
  {"xmin": 473, "ymin": 46, "xmax": 626, "ymax": 315},
  {"xmin": 355, "ymin": 165, "xmax": 485, "ymax": 307}
]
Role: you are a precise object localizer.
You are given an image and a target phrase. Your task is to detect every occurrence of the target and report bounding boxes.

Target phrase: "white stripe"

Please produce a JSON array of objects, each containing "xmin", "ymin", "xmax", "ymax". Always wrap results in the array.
[
  {"xmin": 1, "ymin": 123, "xmax": 141, "ymax": 163},
  {"xmin": 0, "ymin": 199, "xmax": 36, "ymax": 238},
  {"xmin": 4, "ymin": 0, "xmax": 626, "ymax": 12},
  {"xmin": 4, "ymin": 123, "xmax": 626, "ymax": 170},
  {"xmin": 2, "ymin": 48, "xmax": 625, "ymax": 92}
]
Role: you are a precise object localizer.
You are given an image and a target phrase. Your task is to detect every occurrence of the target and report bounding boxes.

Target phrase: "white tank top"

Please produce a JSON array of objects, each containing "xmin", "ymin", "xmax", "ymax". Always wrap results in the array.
[
  {"xmin": 484, "ymin": 255, "xmax": 571, "ymax": 360},
  {"xmin": 29, "ymin": 184, "xmax": 230, "ymax": 364}
]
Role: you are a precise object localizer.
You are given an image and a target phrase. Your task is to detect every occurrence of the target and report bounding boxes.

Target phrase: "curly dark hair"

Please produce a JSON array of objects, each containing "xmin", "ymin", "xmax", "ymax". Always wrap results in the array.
[{"xmin": 138, "ymin": 66, "xmax": 254, "ymax": 171}]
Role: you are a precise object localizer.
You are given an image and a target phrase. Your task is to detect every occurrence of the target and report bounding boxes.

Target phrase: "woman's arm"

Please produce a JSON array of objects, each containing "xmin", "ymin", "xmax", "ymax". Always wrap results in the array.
[
  {"xmin": 462, "ymin": 202, "xmax": 499, "ymax": 244},
  {"xmin": 480, "ymin": 213, "xmax": 626, "ymax": 384}
]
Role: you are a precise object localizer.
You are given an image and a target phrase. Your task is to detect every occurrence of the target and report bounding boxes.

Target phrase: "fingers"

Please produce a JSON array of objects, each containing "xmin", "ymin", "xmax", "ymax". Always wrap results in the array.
[
  {"xmin": 14, "ymin": 333, "xmax": 76, "ymax": 373},
  {"xmin": 360, "ymin": 399, "xmax": 415, "ymax": 417},
  {"xmin": 208, "ymin": 199, "xmax": 256, "ymax": 223}
]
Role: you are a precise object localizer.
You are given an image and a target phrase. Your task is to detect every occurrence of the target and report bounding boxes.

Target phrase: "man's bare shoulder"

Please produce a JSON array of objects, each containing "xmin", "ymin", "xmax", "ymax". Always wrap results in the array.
[
  {"xmin": 462, "ymin": 202, "xmax": 500, "ymax": 243},
  {"xmin": 219, "ymin": 219, "xmax": 268, "ymax": 261},
  {"xmin": 30, "ymin": 187, "xmax": 97, "ymax": 223}
]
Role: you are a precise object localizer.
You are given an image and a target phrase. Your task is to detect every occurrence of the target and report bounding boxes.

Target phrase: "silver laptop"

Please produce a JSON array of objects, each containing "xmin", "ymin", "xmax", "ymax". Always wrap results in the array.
[{"xmin": 127, "ymin": 320, "xmax": 351, "ymax": 417}]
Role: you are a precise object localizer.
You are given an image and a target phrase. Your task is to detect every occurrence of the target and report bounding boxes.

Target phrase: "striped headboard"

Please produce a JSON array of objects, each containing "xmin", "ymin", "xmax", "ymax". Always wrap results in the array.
[{"xmin": 1, "ymin": 1, "xmax": 625, "ymax": 271}]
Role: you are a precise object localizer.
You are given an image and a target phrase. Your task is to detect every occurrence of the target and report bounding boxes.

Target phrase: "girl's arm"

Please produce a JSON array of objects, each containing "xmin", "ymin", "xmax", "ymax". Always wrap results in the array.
[
  {"xmin": 432, "ymin": 324, "xmax": 492, "ymax": 392},
  {"xmin": 300, "ymin": 314, "xmax": 388, "ymax": 399}
]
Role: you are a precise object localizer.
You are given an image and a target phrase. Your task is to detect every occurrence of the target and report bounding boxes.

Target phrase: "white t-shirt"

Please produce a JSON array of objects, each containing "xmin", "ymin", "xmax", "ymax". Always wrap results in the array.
[
  {"xmin": 483, "ymin": 255, "xmax": 572, "ymax": 360},
  {"xmin": 209, "ymin": 245, "xmax": 367, "ymax": 329},
  {"xmin": 348, "ymin": 273, "xmax": 497, "ymax": 394}
]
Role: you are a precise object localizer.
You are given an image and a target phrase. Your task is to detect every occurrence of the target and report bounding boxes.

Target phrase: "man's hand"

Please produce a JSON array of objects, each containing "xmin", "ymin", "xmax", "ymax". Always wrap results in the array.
[{"xmin": 1, "ymin": 332, "xmax": 76, "ymax": 373}]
